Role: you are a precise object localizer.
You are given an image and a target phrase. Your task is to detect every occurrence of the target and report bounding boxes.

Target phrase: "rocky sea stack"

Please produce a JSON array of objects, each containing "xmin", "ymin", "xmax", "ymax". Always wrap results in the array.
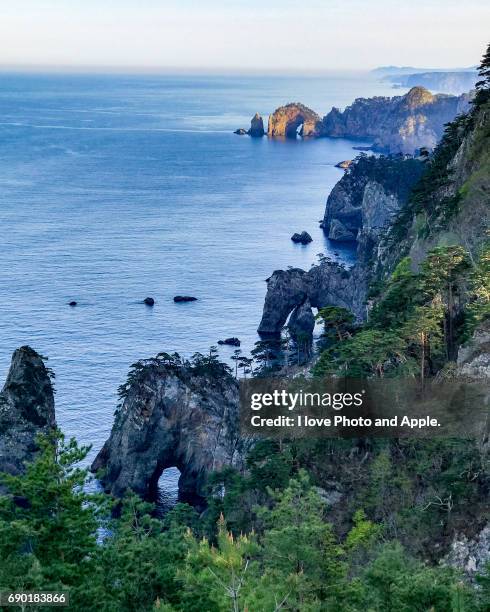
[
  {"xmin": 234, "ymin": 112, "xmax": 265, "ymax": 137},
  {"xmin": 267, "ymin": 103, "xmax": 323, "ymax": 138},
  {"xmin": 91, "ymin": 354, "xmax": 250, "ymax": 505},
  {"xmin": 0, "ymin": 346, "xmax": 55, "ymax": 480}
]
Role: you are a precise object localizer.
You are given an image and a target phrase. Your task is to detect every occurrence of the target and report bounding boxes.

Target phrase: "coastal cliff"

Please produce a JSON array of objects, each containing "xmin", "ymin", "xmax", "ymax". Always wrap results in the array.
[
  {"xmin": 321, "ymin": 154, "xmax": 426, "ymax": 241},
  {"xmin": 91, "ymin": 354, "xmax": 250, "ymax": 505},
  {"xmin": 0, "ymin": 346, "xmax": 55, "ymax": 479},
  {"xmin": 259, "ymin": 94, "xmax": 489, "ymax": 348},
  {"xmin": 322, "ymin": 86, "xmax": 471, "ymax": 154}
]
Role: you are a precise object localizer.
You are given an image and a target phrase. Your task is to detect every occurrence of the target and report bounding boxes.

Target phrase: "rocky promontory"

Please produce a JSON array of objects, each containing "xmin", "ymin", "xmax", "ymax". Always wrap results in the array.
[
  {"xmin": 322, "ymin": 86, "xmax": 471, "ymax": 154},
  {"xmin": 0, "ymin": 346, "xmax": 55, "ymax": 479},
  {"xmin": 91, "ymin": 355, "xmax": 250, "ymax": 506}
]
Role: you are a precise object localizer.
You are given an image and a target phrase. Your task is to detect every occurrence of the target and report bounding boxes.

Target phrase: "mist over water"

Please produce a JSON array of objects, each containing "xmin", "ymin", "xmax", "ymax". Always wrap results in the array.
[{"xmin": 0, "ymin": 72, "xmax": 406, "ymax": 466}]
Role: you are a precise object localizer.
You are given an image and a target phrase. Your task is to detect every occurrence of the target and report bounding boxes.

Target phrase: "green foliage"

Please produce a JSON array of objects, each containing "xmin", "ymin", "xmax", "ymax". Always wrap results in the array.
[
  {"xmin": 474, "ymin": 41, "xmax": 490, "ymax": 108},
  {"xmin": 316, "ymin": 305, "xmax": 355, "ymax": 342},
  {"xmin": 465, "ymin": 241, "xmax": 490, "ymax": 336},
  {"xmin": 314, "ymin": 328, "xmax": 405, "ymax": 377},
  {"xmin": 362, "ymin": 542, "xmax": 476, "ymax": 612},
  {"xmin": 0, "ymin": 431, "xmax": 106, "ymax": 604}
]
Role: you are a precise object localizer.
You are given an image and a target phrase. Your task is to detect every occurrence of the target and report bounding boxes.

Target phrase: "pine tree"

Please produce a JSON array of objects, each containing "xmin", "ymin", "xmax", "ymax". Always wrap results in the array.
[{"xmin": 474, "ymin": 41, "xmax": 490, "ymax": 107}]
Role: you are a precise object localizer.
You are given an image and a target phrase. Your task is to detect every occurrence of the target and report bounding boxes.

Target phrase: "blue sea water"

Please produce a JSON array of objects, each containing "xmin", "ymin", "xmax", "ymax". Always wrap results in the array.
[{"xmin": 0, "ymin": 71, "xmax": 406, "ymax": 467}]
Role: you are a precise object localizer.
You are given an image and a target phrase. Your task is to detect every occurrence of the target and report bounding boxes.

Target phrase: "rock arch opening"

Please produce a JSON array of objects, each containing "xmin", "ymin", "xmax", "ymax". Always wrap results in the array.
[{"xmin": 156, "ymin": 466, "xmax": 180, "ymax": 512}]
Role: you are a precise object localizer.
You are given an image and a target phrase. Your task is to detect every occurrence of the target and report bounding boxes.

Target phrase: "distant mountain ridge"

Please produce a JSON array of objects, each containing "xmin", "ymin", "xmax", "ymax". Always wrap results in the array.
[
  {"xmin": 372, "ymin": 65, "xmax": 477, "ymax": 77},
  {"xmin": 383, "ymin": 70, "xmax": 478, "ymax": 95}
]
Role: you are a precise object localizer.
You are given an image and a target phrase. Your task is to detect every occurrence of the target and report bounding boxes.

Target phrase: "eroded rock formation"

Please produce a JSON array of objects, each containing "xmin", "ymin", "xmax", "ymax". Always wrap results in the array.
[
  {"xmin": 259, "ymin": 156, "xmax": 425, "ymax": 337},
  {"xmin": 234, "ymin": 113, "xmax": 265, "ymax": 137},
  {"xmin": 0, "ymin": 346, "xmax": 55, "ymax": 478},
  {"xmin": 267, "ymin": 103, "xmax": 322, "ymax": 138},
  {"xmin": 249, "ymin": 113, "xmax": 265, "ymax": 137},
  {"xmin": 91, "ymin": 357, "xmax": 250, "ymax": 505},
  {"xmin": 322, "ymin": 86, "xmax": 471, "ymax": 154},
  {"xmin": 321, "ymin": 155, "xmax": 425, "ymax": 242},
  {"xmin": 288, "ymin": 298, "xmax": 315, "ymax": 344},
  {"xmin": 258, "ymin": 261, "xmax": 364, "ymax": 336}
]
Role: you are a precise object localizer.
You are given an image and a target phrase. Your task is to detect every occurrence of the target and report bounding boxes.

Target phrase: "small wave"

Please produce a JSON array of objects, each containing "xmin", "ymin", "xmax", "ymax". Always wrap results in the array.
[{"xmin": 0, "ymin": 121, "xmax": 228, "ymax": 134}]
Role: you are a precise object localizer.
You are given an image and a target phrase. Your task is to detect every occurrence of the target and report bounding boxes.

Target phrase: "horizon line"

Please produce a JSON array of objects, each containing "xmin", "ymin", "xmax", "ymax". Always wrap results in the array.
[{"xmin": 0, "ymin": 62, "xmax": 477, "ymax": 77}]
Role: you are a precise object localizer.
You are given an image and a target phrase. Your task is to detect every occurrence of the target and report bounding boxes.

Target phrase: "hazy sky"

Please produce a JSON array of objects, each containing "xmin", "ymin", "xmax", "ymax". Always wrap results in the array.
[{"xmin": 0, "ymin": 0, "xmax": 488, "ymax": 72}]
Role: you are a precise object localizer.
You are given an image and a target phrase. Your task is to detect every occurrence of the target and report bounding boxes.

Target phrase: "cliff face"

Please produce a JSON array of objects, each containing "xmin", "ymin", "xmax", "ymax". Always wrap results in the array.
[
  {"xmin": 0, "ymin": 346, "xmax": 55, "ymax": 478},
  {"xmin": 92, "ymin": 357, "xmax": 250, "ymax": 505},
  {"xmin": 259, "ymin": 99, "xmax": 489, "ymax": 345},
  {"xmin": 267, "ymin": 103, "xmax": 322, "ymax": 138},
  {"xmin": 321, "ymin": 155, "xmax": 426, "ymax": 241},
  {"xmin": 322, "ymin": 87, "xmax": 471, "ymax": 154}
]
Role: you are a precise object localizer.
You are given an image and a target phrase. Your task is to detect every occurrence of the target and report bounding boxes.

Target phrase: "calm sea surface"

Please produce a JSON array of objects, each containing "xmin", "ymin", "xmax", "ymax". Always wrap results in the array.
[{"xmin": 0, "ymin": 72, "xmax": 406, "ymax": 480}]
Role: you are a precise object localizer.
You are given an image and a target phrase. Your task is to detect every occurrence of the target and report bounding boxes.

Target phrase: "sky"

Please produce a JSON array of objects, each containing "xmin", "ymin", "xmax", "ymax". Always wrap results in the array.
[{"xmin": 0, "ymin": 0, "xmax": 488, "ymax": 72}]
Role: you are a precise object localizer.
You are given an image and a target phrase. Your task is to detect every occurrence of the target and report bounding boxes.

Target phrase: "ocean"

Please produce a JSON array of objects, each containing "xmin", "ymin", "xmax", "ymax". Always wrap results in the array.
[{"xmin": 0, "ymin": 71, "xmax": 406, "ymax": 496}]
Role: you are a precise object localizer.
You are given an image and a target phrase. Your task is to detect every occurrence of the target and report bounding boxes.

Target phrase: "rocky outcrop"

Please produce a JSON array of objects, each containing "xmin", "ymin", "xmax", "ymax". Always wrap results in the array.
[
  {"xmin": 291, "ymin": 231, "xmax": 312, "ymax": 244},
  {"xmin": 234, "ymin": 113, "xmax": 265, "ymax": 137},
  {"xmin": 322, "ymin": 87, "xmax": 471, "ymax": 154},
  {"xmin": 268, "ymin": 103, "xmax": 322, "ymax": 138},
  {"xmin": 218, "ymin": 337, "xmax": 241, "ymax": 347},
  {"xmin": 0, "ymin": 346, "xmax": 55, "ymax": 478},
  {"xmin": 321, "ymin": 155, "xmax": 425, "ymax": 242},
  {"xmin": 174, "ymin": 295, "xmax": 197, "ymax": 302},
  {"xmin": 335, "ymin": 160, "xmax": 353, "ymax": 170},
  {"xmin": 258, "ymin": 261, "xmax": 364, "ymax": 336},
  {"xmin": 288, "ymin": 298, "xmax": 315, "ymax": 344},
  {"xmin": 249, "ymin": 113, "xmax": 265, "ymax": 137},
  {"xmin": 91, "ymin": 357, "xmax": 249, "ymax": 506},
  {"xmin": 444, "ymin": 525, "xmax": 490, "ymax": 578},
  {"xmin": 457, "ymin": 321, "xmax": 490, "ymax": 382}
]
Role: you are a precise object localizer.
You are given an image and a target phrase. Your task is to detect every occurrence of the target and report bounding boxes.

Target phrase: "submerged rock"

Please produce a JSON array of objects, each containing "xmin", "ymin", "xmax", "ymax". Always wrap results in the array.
[
  {"xmin": 234, "ymin": 128, "xmax": 248, "ymax": 135},
  {"xmin": 174, "ymin": 296, "xmax": 197, "ymax": 303},
  {"xmin": 0, "ymin": 346, "xmax": 55, "ymax": 480},
  {"xmin": 91, "ymin": 357, "xmax": 250, "ymax": 506},
  {"xmin": 68, "ymin": 301, "xmax": 77, "ymax": 307},
  {"xmin": 217, "ymin": 337, "xmax": 241, "ymax": 347},
  {"xmin": 291, "ymin": 231, "xmax": 313, "ymax": 244}
]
